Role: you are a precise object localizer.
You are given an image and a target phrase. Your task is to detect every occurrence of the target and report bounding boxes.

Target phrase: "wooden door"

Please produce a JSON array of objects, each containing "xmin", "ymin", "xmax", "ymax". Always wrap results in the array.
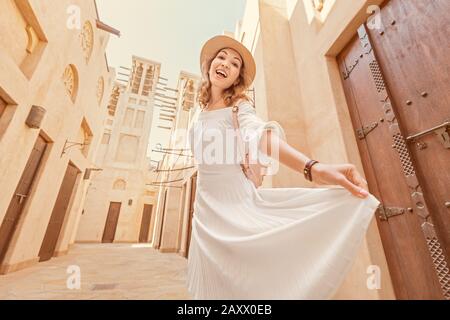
[
  {"xmin": 139, "ymin": 204, "xmax": 153, "ymax": 243},
  {"xmin": 155, "ymin": 189, "xmax": 168, "ymax": 249},
  {"xmin": 0, "ymin": 135, "xmax": 47, "ymax": 266},
  {"xmin": 366, "ymin": 0, "xmax": 450, "ymax": 263},
  {"xmin": 185, "ymin": 174, "xmax": 197, "ymax": 259},
  {"xmin": 176, "ymin": 183, "xmax": 188, "ymax": 251},
  {"xmin": 337, "ymin": 0, "xmax": 449, "ymax": 299},
  {"xmin": 39, "ymin": 162, "xmax": 80, "ymax": 262},
  {"xmin": 102, "ymin": 202, "xmax": 121, "ymax": 243}
]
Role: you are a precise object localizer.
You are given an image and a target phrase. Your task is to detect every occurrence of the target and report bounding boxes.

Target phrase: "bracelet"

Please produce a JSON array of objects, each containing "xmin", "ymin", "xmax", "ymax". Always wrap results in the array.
[{"xmin": 303, "ymin": 159, "xmax": 319, "ymax": 182}]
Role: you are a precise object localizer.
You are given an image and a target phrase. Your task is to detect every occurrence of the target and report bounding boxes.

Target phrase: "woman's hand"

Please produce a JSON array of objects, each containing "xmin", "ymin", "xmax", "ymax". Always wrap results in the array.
[{"xmin": 310, "ymin": 163, "xmax": 370, "ymax": 199}]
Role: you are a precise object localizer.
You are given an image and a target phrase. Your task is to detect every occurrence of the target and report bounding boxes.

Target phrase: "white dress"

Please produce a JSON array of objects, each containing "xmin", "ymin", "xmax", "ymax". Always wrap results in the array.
[{"xmin": 186, "ymin": 100, "xmax": 381, "ymax": 300}]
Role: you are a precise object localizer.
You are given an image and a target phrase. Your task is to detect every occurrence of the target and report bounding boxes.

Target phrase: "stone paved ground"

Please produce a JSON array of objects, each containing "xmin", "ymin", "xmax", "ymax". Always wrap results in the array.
[{"xmin": 0, "ymin": 244, "xmax": 192, "ymax": 300}]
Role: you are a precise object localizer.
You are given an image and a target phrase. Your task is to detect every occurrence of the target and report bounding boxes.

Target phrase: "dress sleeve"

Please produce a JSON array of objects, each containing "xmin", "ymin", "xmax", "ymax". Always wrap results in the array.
[
  {"xmin": 237, "ymin": 100, "xmax": 286, "ymax": 145},
  {"xmin": 236, "ymin": 100, "xmax": 286, "ymax": 172}
]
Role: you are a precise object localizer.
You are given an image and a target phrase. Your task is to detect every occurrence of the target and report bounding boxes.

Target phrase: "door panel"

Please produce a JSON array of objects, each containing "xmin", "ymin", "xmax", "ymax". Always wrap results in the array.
[
  {"xmin": 0, "ymin": 135, "xmax": 47, "ymax": 267},
  {"xmin": 339, "ymin": 34, "xmax": 443, "ymax": 300},
  {"xmin": 139, "ymin": 204, "xmax": 153, "ymax": 243},
  {"xmin": 102, "ymin": 202, "xmax": 121, "ymax": 243},
  {"xmin": 366, "ymin": 0, "xmax": 450, "ymax": 262},
  {"xmin": 338, "ymin": 2, "xmax": 449, "ymax": 298},
  {"xmin": 177, "ymin": 184, "xmax": 188, "ymax": 251},
  {"xmin": 39, "ymin": 163, "xmax": 80, "ymax": 262},
  {"xmin": 156, "ymin": 189, "xmax": 168, "ymax": 249},
  {"xmin": 186, "ymin": 174, "xmax": 197, "ymax": 259}
]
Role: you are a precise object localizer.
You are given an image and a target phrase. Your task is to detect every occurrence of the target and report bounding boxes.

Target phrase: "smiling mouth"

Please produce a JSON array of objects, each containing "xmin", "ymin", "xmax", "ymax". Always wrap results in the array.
[{"xmin": 215, "ymin": 69, "xmax": 228, "ymax": 79}]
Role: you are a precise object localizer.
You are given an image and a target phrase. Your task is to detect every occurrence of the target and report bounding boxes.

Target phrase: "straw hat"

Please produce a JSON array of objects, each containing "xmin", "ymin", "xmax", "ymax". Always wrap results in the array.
[{"xmin": 199, "ymin": 35, "xmax": 256, "ymax": 88}]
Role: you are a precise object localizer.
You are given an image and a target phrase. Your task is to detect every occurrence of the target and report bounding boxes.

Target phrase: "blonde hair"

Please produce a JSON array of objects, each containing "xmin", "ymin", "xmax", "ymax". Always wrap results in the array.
[{"xmin": 197, "ymin": 48, "xmax": 253, "ymax": 109}]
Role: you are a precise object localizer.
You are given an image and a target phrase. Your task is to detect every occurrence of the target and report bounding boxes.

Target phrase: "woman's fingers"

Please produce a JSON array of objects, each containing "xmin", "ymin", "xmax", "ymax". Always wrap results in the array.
[
  {"xmin": 341, "ymin": 166, "xmax": 369, "ymax": 198},
  {"xmin": 311, "ymin": 163, "xmax": 370, "ymax": 198},
  {"xmin": 352, "ymin": 170, "xmax": 368, "ymax": 191},
  {"xmin": 339, "ymin": 176, "xmax": 368, "ymax": 198}
]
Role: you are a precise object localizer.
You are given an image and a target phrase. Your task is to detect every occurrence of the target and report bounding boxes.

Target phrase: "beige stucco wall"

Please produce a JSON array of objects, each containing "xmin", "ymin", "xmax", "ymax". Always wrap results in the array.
[
  {"xmin": 75, "ymin": 168, "xmax": 155, "ymax": 242},
  {"xmin": 76, "ymin": 57, "xmax": 160, "ymax": 243},
  {"xmin": 159, "ymin": 187, "xmax": 182, "ymax": 252},
  {"xmin": 234, "ymin": 0, "xmax": 395, "ymax": 299},
  {"xmin": 154, "ymin": 71, "xmax": 200, "ymax": 253},
  {"xmin": 0, "ymin": 0, "xmax": 114, "ymax": 273}
]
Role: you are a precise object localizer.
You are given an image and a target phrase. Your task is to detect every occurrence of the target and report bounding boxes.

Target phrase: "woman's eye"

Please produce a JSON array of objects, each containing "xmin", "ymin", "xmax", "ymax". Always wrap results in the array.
[{"xmin": 233, "ymin": 63, "xmax": 239, "ymax": 67}]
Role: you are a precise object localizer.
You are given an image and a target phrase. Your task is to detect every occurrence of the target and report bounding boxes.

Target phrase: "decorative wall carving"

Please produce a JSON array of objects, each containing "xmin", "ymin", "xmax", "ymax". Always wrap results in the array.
[
  {"xmin": 81, "ymin": 21, "xmax": 94, "ymax": 64},
  {"xmin": 131, "ymin": 62, "xmax": 143, "ymax": 94},
  {"xmin": 108, "ymin": 85, "xmax": 122, "ymax": 116},
  {"xmin": 62, "ymin": 64, "xmax": 79, "ymax": 102},
  {"xmin": 97, "ymin": 76, "xmax": 104, "ymax": 105},
  {"xmin": 25, "ymin": 25, "xmax": 38, "ymax": 54},
  {"xmin": 182, "ymin": 79, "xmax": 196, "ymax": 111},
  {"xmin": 142, "ymin": 65, "xmax": 154, "ymax": 96}
]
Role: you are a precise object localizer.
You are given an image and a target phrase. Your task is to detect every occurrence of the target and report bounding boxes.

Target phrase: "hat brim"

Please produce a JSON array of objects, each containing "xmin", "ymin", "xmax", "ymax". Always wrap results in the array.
[{"xmin": 200, "ymin": 35, "xmax": 256, "ymax": 88}]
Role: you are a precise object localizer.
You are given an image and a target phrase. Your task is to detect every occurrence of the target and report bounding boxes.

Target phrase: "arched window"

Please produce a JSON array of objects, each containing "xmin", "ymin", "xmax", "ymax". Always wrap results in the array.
[{"xmin": 113, "ymin": 179, "xmax": 126, "ymax": 190}]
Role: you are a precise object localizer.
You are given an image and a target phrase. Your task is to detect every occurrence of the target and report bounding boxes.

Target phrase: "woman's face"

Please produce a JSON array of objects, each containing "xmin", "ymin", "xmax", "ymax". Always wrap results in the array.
[{"xmin": 208, "ymin": 47, "xmax": 243, "ymax": 91}]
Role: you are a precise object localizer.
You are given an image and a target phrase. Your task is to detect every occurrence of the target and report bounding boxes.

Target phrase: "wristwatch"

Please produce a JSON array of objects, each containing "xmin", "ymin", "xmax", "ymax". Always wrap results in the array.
[{"xmin": 303, "ymin": 159, "xmax": 319, "ymax": 182}]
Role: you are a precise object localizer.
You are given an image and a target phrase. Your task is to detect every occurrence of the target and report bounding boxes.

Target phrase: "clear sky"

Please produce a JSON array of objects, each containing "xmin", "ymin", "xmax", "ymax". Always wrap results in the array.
[
  {"xmin": 96, "ymin": 0, "xmax": 246, "ymax": 87},
  {"xmin": 96, "ymin": 0, "xmax": 246, "ymax": 161}
]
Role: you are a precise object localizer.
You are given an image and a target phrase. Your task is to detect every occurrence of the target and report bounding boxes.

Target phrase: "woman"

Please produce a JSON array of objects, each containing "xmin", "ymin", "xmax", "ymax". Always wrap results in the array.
[{"xmin": 186, "ymin": 35, "xmax": 381, "ymax": 299}]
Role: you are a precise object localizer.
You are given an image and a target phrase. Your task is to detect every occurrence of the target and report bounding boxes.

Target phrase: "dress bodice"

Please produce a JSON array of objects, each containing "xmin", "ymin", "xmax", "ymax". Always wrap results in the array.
[{"xmin": 188, "ymin": 101, "xmax": 286, "ymax": 179}]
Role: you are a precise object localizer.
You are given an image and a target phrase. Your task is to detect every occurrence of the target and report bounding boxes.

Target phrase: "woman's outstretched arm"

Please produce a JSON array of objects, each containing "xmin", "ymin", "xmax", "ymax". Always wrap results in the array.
[{"xmin": 259, "ymin": 129, "xmax": 370, "ymax": 199}]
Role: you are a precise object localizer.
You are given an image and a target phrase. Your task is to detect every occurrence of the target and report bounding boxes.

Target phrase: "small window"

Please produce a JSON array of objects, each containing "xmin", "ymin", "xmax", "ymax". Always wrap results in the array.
[
  {"xmin": 101, "ymin": 132, "xmax": 110, "ymax": 144},
  {"xmin": 122, "ymin": 107, "xmax": 134, "ymax": 127},
  {"xmin": 113, "ymin": 179, "xmax": 126, "ymax": 190},
  {"xmin": 0, "ymin": 1, "xmax": 48, "ymax": 79},
  {"xmin": 134, "ymin": 110, "xmax": 145, "ymax": 128}
]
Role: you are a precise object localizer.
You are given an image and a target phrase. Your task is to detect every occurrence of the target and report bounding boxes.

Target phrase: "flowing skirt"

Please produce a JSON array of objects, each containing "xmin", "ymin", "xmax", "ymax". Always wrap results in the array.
[{"xmin": 186, "ymin": 164, "xmax": 381, "ymax": 299}]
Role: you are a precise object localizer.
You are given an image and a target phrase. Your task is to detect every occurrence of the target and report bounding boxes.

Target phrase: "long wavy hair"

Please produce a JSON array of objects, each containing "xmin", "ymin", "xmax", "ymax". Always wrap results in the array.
[{"xmin": 197, "ymin": 48, "xmax": 253, "ymax": 109}]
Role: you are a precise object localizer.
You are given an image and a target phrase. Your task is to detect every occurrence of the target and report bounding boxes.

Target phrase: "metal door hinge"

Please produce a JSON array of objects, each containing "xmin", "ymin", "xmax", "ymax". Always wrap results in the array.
[
  {"xmin": 377, "ymin": 204, "xmax": 412, "ymax": 221},
  {"xmin": 357, "ymin": 122, "xmax": 378, "ymax": 139},
  {"xmin": 342, "ymin": 59, "xmax": 359, "ymax": 79}
]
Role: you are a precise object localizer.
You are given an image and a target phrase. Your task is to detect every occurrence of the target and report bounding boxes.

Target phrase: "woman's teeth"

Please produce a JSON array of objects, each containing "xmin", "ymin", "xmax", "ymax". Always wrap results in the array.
[{"xmin": 216, "ymin": 70, "xmax": 227, "ymax": 78}]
